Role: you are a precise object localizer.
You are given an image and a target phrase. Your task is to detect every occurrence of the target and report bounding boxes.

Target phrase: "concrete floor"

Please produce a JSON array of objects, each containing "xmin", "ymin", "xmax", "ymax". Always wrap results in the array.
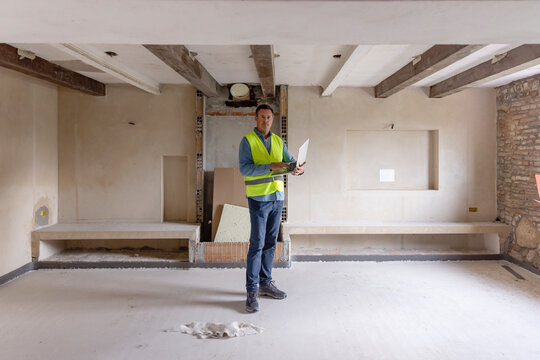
[{"xmin": 1, "ymin": 261, "xmax": 539, "ymax": 360}]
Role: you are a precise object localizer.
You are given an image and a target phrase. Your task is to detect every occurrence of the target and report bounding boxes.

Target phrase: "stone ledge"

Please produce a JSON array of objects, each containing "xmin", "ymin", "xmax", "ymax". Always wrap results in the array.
[
  {"xmin": 32, "ymin": 222, "xmax": 200, "ymax": 261},
  {"xmin": 283, "ymin": 221, "xmax": 509, "ymax": 236}
]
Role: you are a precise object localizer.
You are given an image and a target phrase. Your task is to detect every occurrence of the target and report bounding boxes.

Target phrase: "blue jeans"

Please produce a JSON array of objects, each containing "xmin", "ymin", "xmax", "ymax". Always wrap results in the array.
[{"xmin": 246, "ymin": 198, "xmax": 283, "ymax": 292}]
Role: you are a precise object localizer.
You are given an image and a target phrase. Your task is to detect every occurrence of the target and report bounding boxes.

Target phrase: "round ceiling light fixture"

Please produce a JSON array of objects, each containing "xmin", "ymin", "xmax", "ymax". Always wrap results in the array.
[{"xmin": 230, "ymin": 83, "xmax": 250, "ymax": 101}]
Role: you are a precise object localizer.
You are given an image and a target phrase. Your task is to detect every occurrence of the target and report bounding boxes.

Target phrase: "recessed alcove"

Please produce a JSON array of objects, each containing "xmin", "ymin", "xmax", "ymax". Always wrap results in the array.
[{"xmin": 346, "ymin": 130, "xmax": 439, "ymax": 190}]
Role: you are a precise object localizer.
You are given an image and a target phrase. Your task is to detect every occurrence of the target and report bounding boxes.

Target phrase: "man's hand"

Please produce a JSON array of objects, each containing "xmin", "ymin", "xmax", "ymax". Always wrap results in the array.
[
  {"xmin": 292, "ymin": 162, "xmax": 306, "ymax": 176},
  {"xmin": 270, "ymin": 162, "xmax": 291, "ymax": 171}
]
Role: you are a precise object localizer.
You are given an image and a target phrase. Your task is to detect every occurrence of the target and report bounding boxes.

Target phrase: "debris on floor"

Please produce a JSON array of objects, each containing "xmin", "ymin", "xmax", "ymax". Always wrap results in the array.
[
  {"xmin": 44, "ymin": 247, "xmax": 189, "ymax": 262},
  {"xmin": 164, "ymin": 321, "xmax": 263, "ymax": 339}
]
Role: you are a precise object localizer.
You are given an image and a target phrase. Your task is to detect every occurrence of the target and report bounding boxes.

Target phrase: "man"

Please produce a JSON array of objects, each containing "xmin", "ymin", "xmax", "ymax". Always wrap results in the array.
[{"xmin": 239, "ymin": 104, "xmax": 305, "ymax": 313}]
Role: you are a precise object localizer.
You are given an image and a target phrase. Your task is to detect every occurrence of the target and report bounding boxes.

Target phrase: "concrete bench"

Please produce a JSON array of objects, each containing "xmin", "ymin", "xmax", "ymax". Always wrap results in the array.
[
  {"xmin": 32, "ymin": 222, "xmax": 200, "ymax": 261},
  {"xmin": 282, "ymin": 221, "xmax": 510, "ymax": 258}
]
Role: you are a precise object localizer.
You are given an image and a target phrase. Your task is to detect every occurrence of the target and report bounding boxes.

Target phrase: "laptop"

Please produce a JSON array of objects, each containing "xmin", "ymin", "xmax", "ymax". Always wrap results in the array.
[{"xmin": 271, "ymin": 139, "xmax": 309, "ymax": 176}]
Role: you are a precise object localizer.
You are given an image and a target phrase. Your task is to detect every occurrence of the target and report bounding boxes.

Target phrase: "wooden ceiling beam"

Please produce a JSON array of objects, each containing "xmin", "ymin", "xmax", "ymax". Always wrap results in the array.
[
  {"xmin": 430, "ymin": 44, "xmax": 540, "ymax": 98},
  {"xmin": 250, "ymin": 45, "xmax": 275, "ymax": 98},
  {"xmin": 144, "ymin": 44, "xmax": 227, "ymax": 97},
  {"xmin": 375, "ymin": 45, "xmax": 484, "ymax": 98},
  {"xmin": 0, "ymin": 43, "xmax": 105, "ymax": 96}
]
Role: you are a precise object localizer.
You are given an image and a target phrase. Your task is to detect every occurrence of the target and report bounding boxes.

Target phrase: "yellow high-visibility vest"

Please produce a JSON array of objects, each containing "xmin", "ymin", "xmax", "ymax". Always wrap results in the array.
[{"xmin": 243, "ymin": 131, "xmax": 285, "ymax": 197}]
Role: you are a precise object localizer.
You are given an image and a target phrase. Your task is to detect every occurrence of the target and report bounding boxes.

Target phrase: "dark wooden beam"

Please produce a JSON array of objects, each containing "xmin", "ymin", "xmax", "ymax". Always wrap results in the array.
[
  {"xmin": 143, "ymin": 44, "xmax": 227, "ymax": 98},
  {"xmin": 430, "ymin": 44, "xmax": 540, "ymax": 98},
  {"xmin": 250, "ymin": 45, "xmax": 275, "ymax": 98},
  {"xmin": 0, "ymin": 43, "xmax": 105, "ymax": 96},
  {"xmin": 375, "ymin": 45, "xmax": 483, "ymax": 98}
]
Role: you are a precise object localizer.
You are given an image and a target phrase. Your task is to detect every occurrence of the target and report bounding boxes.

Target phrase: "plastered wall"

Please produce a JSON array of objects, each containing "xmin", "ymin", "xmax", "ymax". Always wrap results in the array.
[
  {"xmin": 58, "ymin": 85, "xmax": 197, "ymax": 224},
  {"xmin": 287, "ymin": 87, "xmax": 497, "ymax": 251},
  {"xmin": 0, "ymin": 67, "xmax": 58, "ymax": 276}
]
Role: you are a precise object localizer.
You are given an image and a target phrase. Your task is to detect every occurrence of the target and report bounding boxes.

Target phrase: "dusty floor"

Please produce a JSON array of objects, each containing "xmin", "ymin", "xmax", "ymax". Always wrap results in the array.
[
  {"xmin": 46, "ymin": 248, "xmax": 189, "ymax": 262},
  {"xmin": 1, "ymin": 261, "xmax": 539, "ymax": 360}
]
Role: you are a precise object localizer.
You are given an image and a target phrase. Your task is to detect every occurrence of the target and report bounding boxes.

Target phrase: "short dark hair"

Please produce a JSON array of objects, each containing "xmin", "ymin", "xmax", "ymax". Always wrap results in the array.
[{"xmin": 255, "ymin": 104, "xmax": 274, "ymax": 116}]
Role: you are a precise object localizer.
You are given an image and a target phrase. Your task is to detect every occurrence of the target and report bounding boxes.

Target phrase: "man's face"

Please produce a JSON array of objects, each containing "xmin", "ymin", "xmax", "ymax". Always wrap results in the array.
[{"xmin": 255, "ymin": 109, "xmax": 274, "ymax": 136}]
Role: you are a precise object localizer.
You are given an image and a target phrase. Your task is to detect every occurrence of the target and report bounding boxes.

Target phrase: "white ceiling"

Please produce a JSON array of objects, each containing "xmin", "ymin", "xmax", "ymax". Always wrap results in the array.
[
  {"xmin": 274, "ymin": 45, "xmax": 354, "ymax": 86},
  {"xmin": 4, "ymin": 1, "xmax": 540, "ymax": 93},
  {"xmin": 188, "ymin": 45, "xmax": 258, "ymax": 84},
  {"xmin": 341, "ymin": 45, "xmax": 434, "ymax": 87},
  {"xmin": 87, "ymin": 44, "xmax": 189, "ymax": 85},
  {"xmin": 12, "ymin": 43, "xmax": 538, "ymax": 91},
  {"xmin": 482, "ymin": 64, "xmax": 540, "ymax": 88},
  {"xmin": 3, "ymin": 1, "xmax": 540, "ymax": 44}
]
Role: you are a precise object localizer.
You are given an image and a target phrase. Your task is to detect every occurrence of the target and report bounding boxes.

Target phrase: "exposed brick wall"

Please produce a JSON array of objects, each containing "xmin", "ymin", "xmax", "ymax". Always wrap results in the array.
[{"xmin": 497, "ymin": 74, "xmax": 540, "ymax": 269}]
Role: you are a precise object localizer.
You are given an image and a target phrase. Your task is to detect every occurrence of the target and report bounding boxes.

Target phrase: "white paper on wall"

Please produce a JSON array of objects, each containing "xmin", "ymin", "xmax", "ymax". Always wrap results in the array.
[{"xmin": 379, "ymin": 169, "xmax": 395, "ymax": 182}]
